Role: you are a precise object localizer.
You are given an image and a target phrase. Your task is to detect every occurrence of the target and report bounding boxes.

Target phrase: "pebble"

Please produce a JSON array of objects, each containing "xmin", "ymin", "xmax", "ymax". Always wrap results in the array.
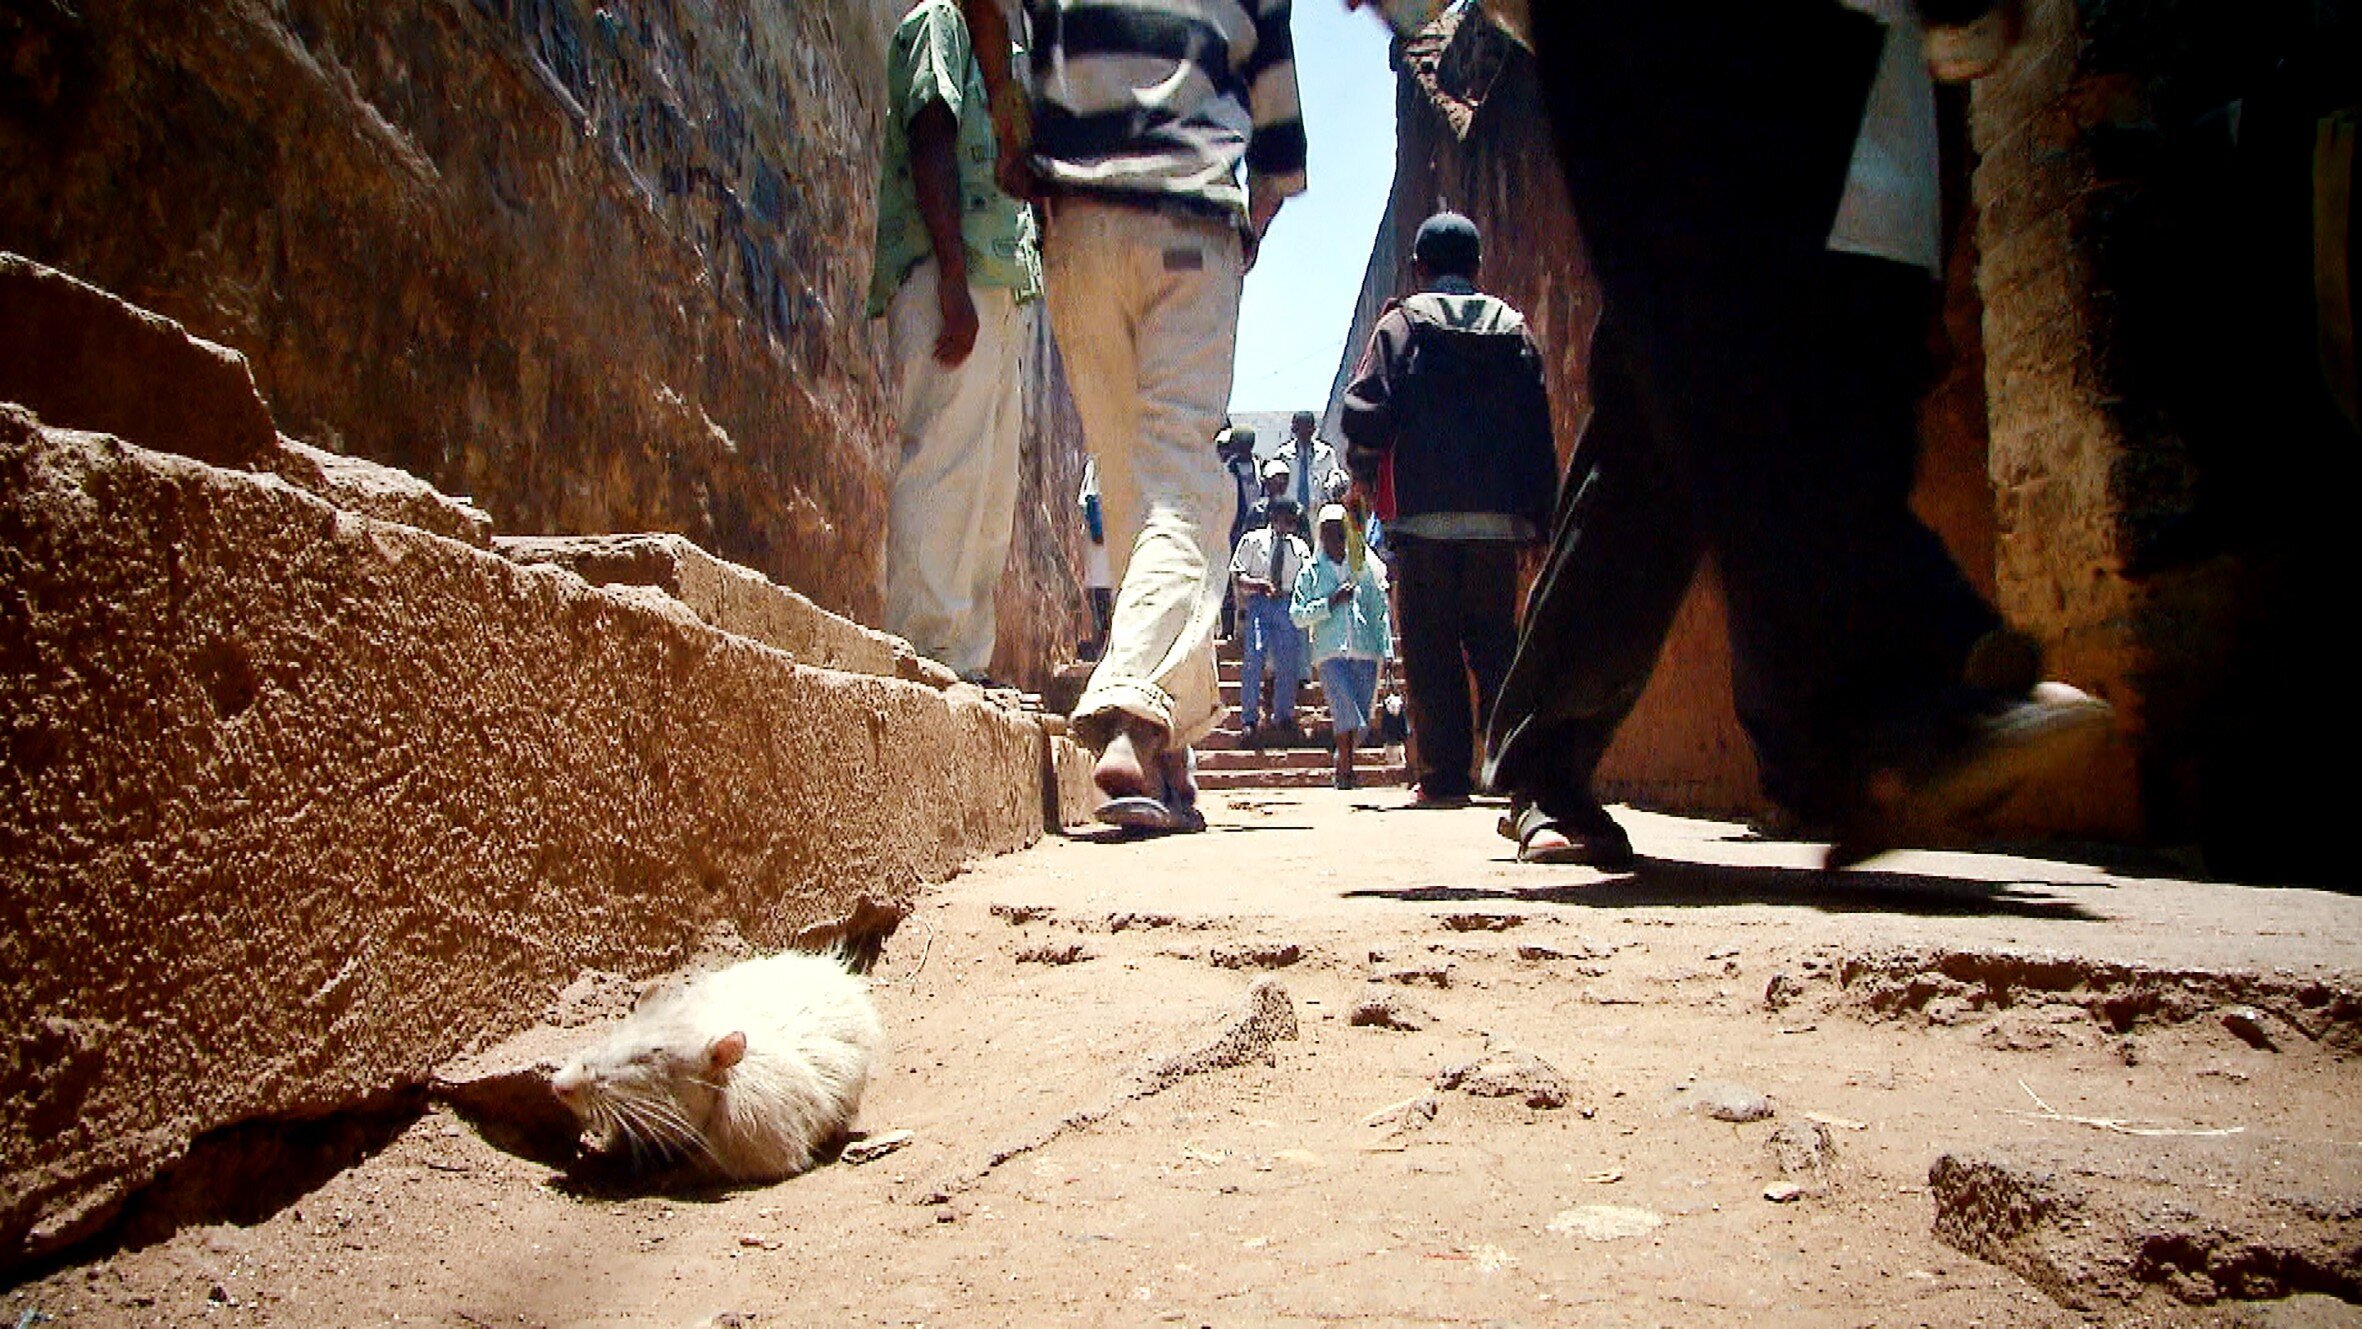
[
  {"xmin": 1688, "ymin": 1082, "xmax": 1775, "ymax": 1123},
  {"xmin": 1348, "ymin": 986, "xmax": 1434, "ymax": 1032},
  {"xmin": 2220, "ymin": 1006, "xmax": 2278, "ymax": 1052},
  {"xmin": 1437, "ymin": 1047, "xmax": 1574, "ymax": 1110},
  {"xmin": 1763, "ymin": 1182, "xmax": 1807, "ymax": 1204},
  {"xmin": 1547, "ymin": 1205, "xmax": 1664, "ymax": 1240}
]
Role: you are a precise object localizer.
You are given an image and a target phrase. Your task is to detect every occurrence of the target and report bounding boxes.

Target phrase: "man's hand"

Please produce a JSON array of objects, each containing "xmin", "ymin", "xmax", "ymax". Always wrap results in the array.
[
  {"xmin": 1330, "ymin": 583, "xmax": 1357, "ymax": 606},
  {"xmin": 934, "ymin": 278, "xmax": 980, "ymax": 366},
  {"xmin": 1243, "ymin": 176, "xmax": 1287, "ymax": 273},
  {"xmin": 989, "ymin": 84, "xmax": 1039, "ymax": 201},
  {"xmin": 1238, "ymin": 577, "xmax": 1275, "ymax": 598}
]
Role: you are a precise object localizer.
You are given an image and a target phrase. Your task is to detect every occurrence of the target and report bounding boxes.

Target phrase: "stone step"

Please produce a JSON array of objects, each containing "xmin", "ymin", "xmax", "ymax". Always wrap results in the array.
[
  {"xmin": 1198, "ymin": 764, "xmax": 1409, "ymax": 790},
  {"xmin": 1198, "ymin": 747, "xmax": 1401, "ymax": 772},
  {"xmin": 1221, "ymin": 680, "xmax": 1328, "ymax": 707}
]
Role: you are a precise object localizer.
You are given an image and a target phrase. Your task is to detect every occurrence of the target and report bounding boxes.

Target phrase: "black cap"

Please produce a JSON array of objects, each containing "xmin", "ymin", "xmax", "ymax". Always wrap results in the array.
[
  {"xmin": 1267, "ymin": 496, "xmax": 1302, "ymax": 516},
  {"xmin": 1229, "ymin": 426, "xmax": 1257, "ymax": 449},
  {"xmin": 1413, "ymin": 211, "xmax": 1481, "ymax": 277},
  {"xmin": 1291, "ymin": 410, "xmax": 1317, "ymax": 428}
]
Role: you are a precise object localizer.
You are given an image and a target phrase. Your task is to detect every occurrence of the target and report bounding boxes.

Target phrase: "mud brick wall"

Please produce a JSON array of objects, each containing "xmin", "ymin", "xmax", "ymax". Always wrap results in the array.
[
  {"xmin": 0, "ymin": 0, "xmax": 1085, "ymax": 688},
  {"xmin": 1368, "ymin": 16, "xmax": 2002, "ymax": 820}
]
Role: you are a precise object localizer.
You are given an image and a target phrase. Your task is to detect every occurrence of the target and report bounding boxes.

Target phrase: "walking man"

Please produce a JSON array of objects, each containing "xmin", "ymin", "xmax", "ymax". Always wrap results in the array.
[
  {"xmin": 872, "ymin": 0, "xmax": 1043, "ymax": 684},
  {"xmin": 1283, "ymin": 409, "xmax": 1346, "ymax": 515},
  {"xmin": 1474, "ymin": 1, "xmax": 2108, "ymax": 867},
  {"xmin": 961, "ymin": 0, "xmax": 1305, "ymax": 833},
  {"xmin": 1232, "ymin": 499, "xmax": 1311, "ymax": 746},
  {"xmin": 1340, "ymin": 212, "xmax": 1562, "ymax": 807}
]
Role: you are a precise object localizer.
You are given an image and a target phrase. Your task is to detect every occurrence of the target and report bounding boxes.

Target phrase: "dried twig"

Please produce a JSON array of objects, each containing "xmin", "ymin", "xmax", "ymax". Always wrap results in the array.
[{"xmin": 2011, "ymin": 1080, "xmax": 2245, "ymax": 1139}]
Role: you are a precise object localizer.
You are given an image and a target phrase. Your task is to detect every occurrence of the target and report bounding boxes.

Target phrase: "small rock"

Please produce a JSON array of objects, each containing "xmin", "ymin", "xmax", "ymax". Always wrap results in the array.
[
  {"xmin": 1924, "ymin": 995, "xmax": 1979, "ymax": 1027},
  {"xmin": 2221, "ymin": 1006, "xmax": 2279, "ymax": 1052},
  {"xmin": 1348, "ymin": 987, "xmax": 1433, "ymax": 1032},
  {"xmin": 736, "ymin": 1233, "xmax": 780, "ymax": 1250},
  {"xmin": 840, "ymin": 1129, "xmax": 915, "ymax": 1165},
  {"xmin": 1014, "ymin": 941, "xmax": 1091, "ymax": 966},
  {"xmin": 1373, "ymin": 964, "xmax": 1453, "ymax": 988},
  {"xmin": 1762, "ymin": 972, "xmax": 1803, "ymax": 1009},
  {"xmin": 207, "ymin": 1284, "xmax": 229, "ymax": 1305},
  {"xmin": 1979, "ymin": 1011, "xmax": 2065, "ymax": 1052},
  {"xmin": 1517, "ymin": 943, "xmax": 1570, "ymax": 962},
  {"xmin": 1762, "ymin": 1182, "xmax": 1806, "ymax": 1204},
  {"xmin": 1765, "ymin": 1120, "xmax": 1834, "ymax": 1180},
  {"xmin": 1547, "ymin": 1205, "xmax": 1664, "ymax": 1241},
  {"xmin": 1436, "ymin": 1046, "xmax": 1573, "ymax": 1109},
  {"xmin": 1108, "ymin": 911, "xmax": 1179, "ymax": 932},
  {"xmin": 1360, "ymin": 1094, "xmax": 1439, "ymax": 1136},
  {"xmin": 1441, "ymin": 913, "xmax": 1523, "ymax": 932},
  {"xmin": 989, "ymin": 903, "xmax": 1053, "ymax": 925},
  {"xmin": 1690, "ymin": 1082, "xmax": 1775, "ymax": 1123},
  {"xmin": 1210, "ymin": 941, "xmax": 1301, "ymax": 970}
]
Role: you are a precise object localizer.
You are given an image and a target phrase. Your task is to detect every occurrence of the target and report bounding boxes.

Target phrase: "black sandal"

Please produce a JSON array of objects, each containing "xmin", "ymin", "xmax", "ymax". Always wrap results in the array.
[{"xmin": 1499, "ymin": 802, "xmax": 1636, "ymax": 869}]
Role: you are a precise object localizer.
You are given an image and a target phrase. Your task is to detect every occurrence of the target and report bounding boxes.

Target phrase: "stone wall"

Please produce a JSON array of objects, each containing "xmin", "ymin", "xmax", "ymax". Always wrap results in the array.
[
  {"xmin": 1966, "ymin": 0, "xmax": 2359, "ymax": 863},
  {"xmin": 0, "ymin": 0, "xmax": 1084, "ymax": 689},
  {"xmin": 1359, "ymin": 15, "xmax": 2003, "ymax": 821},
  {"xmin": 0, "ymin": 256, "xmax": 1090, "ymax": 1270}
]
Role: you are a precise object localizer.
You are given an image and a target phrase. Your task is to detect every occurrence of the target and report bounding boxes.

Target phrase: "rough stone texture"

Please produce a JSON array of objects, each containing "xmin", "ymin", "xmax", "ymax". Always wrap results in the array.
[
  {"xmin": 3, "ymin": 251, "xmax": 498, "ymax": 547},
  {"xmin": 1436, "ymin": 1045, "xmax": 1573, "ymax": 1110},
  {"xmin": 495, "ymin": 533, "xmax": 906, "ymax": 678},
  {"xmin": 262, "ymin": 438, "xmax": 495, "ymax": 548},
  {"xmin": 1965, "ymin": 0, "xmax": 2150, "ymax": 840},
  {"xmin": 1137, "ymin": 978, "xmax": 1300, "ymax": 1095},
  {"xmin": 1965, "ymin": 0, "xmax": 2361, "ymax": 869},
  {"xmin": 1355, "ymin": 13, "xmax": 2004, "ymax": 822},
  {"xmin": 1347, "ymin": 986, "xmax": 1435, "ymax": 1032},
  {"xmin": 1043, "ymin": 729, "xmax": 1097, "ymax": 830},
  {"xmin": 0, "ymin": 407, "xmax": 1053, "ymax": 1270},
  {"xmin": 0, "ymin": 0, "xmax": 1087, "ymax": 691},
  {"xmin": 0, "ymin": 252, "xmax": 276, "ymax": 471},
  {"xmin": 1931, "ymin": 1138, "xmax": 2362, "ymax": 1310}
]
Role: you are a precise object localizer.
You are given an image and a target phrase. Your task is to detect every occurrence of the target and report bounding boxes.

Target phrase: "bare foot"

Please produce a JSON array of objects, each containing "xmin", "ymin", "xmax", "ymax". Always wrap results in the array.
[{"xmin": 1093, "ymin": 718, "xmax": 1167, "ymax": 802}]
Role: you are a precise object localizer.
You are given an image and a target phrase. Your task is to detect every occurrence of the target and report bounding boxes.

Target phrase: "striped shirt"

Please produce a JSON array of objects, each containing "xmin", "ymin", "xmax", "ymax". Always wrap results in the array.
[{"xmin": 1021, "ymin": 0, "xmax": 1308, "ymax": 215}]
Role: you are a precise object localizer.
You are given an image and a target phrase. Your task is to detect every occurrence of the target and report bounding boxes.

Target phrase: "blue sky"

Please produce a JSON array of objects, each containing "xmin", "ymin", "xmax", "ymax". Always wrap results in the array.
[{"xmin": 1227, "ymin": 2, "xmax": 1397, "ymax": 415}]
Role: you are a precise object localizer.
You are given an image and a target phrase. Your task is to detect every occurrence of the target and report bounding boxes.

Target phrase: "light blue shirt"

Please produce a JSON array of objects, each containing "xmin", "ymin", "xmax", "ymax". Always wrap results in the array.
[{"xmin": 1290, "ymin": 554, "xmax": 1391, "ymax": 664}]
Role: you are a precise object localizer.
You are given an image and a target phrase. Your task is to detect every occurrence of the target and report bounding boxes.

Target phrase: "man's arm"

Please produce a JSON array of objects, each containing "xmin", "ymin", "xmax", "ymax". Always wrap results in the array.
[
  {"xmin": 909, "ymin": 100, "xmax": 979, "ymax": 365},
  {"xmin": 1241, "ymin": 0, "xmax": 1308, "ymax": 266},
  {"xmin": 958, "ymin": 0, "xmax": 1036, "ymax": 200},
  {"xmin": 1339, "ymin": 308, "xmax": 1412, "ymax": 489}
]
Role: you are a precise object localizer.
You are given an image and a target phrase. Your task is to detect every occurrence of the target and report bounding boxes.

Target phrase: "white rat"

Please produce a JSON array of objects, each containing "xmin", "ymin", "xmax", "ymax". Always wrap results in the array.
[{"xmin": 549, "ymin": 949, "xmax": 883, "ymax": 1183}]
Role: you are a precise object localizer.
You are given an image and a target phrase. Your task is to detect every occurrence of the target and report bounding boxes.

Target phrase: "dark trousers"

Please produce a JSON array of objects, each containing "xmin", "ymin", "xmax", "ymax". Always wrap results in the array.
[
  {"xmin": 1394, "ymin": 537, "xmax": 1521, "ymax": 798},
  {"xmin": 1483, "ymin": 5, "xmax": 2010, "ymax": 824}
]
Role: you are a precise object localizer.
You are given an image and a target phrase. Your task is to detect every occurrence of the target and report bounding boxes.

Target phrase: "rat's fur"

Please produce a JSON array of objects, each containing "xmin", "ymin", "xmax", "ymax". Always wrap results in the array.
[{"xmin": 550, "ymin": 950, "xmax": 883, "ymax": 1183}]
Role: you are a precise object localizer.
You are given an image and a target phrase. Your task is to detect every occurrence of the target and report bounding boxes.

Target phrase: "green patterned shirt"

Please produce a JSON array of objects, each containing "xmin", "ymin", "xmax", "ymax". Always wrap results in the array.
[{"xmin": 868, "ymin": 0, "xmax": 1043, "ymax": 317}]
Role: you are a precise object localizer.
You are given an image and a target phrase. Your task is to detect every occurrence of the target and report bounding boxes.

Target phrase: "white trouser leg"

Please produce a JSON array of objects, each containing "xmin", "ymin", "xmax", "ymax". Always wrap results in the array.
[
  {"xmin": 1045, "ymin": 201, "xmax": 1242, "ymax": 748},
  {"xmin": 883, "ymin": 260, "xmax": 1028, "ymax": 677}
]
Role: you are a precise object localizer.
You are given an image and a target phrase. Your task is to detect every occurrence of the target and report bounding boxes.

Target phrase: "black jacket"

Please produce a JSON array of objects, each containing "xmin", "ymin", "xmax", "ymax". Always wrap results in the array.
[{"xmin": 1340, "ymin": 283, "xmax": 1560, "ymax": 532}]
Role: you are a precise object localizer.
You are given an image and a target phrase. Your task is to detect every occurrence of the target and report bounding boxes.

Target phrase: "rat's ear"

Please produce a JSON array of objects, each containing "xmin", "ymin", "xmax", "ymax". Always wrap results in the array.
[{"xmin": 708, "ymin": 1030, "xmax": 748, "ymax": 1071}]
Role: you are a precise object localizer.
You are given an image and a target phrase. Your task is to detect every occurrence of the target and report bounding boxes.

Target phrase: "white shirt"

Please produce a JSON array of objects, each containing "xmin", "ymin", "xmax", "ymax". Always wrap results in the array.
[
  {"xmin": 1829, "ymin": 0, "xmax": 1942, "ymax": 273},
  {"xmin": 1230, "ymin": 526, "xmax": 1308, "ymax": 600}
]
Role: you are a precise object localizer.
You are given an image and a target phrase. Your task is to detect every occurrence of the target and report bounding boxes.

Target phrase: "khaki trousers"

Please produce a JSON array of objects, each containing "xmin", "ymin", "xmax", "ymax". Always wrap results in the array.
[
  {"xmin": 884, "ymin": 259, "xmax": 1027, "ymax": 677},
  {"xmin": 1046, "ymin": 200, "xmax": 1243, "ymax": 749}
]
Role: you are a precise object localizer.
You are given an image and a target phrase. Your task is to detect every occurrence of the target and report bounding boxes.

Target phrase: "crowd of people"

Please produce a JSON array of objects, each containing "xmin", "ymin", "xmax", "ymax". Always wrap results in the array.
[{"xmin": 871, "ymin": 0, "xmax": 2109, "ymax": 867}]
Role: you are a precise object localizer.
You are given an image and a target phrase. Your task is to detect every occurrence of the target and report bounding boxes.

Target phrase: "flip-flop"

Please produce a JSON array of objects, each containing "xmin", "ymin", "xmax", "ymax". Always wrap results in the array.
[
  {"xmin": 1095, "ymin": 795, "xmax": 1207, "ymax": 835},
  {"xmin": 1096, "ymin": 795, "xmax": 1181, "ymax": 832}
]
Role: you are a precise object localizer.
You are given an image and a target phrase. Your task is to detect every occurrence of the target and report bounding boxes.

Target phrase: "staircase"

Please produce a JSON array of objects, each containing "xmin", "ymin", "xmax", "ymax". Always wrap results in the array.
[{"xmin": 1196, "ymin": 635, "xmax": 1408, "ymax": 791}]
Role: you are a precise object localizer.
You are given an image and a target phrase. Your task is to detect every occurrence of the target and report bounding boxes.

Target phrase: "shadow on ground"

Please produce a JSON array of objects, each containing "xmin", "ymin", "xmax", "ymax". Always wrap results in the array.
[{"xmin": 1344, "ymin": 856, "xmax": 2103, "ymax": 921}]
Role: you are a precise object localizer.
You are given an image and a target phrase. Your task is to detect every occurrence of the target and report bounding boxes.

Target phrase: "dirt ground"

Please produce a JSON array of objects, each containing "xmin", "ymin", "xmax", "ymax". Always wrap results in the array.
[{"xmin": 12, "ymin": 791, "xmax": 2362, "ymax": 1328}]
